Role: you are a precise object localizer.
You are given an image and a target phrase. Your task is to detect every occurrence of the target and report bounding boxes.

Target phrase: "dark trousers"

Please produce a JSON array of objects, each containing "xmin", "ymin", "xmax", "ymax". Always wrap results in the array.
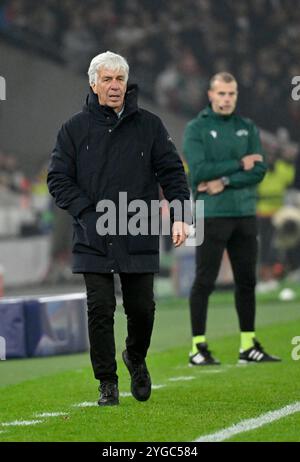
[
  {"xmin": 84, "ymin": 272, "xmax": 155, "ymax": 384},
  {"xmin": 190, "ymin": 217, "xmax": 257, "ymax": 336}
]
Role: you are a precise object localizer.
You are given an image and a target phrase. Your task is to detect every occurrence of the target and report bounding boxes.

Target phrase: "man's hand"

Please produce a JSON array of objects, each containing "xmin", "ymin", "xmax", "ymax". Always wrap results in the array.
[
  {"xmin": 197, "ymin": 182, "xmax": 208, "ymax": 192},
  {"xmin": 197, "ymin": 179, "xmax": 225, "ymax": 195},
  {"xmin": 172, "ymin": 221, "xmax": 190, "ymax": 247},
  {"xmin": 241, "ymin": 154, "xmax": 263, "ymax": 171},
  {"xmin": 206, "ymin": 179, "xmax": 225, "ymax": 195}
]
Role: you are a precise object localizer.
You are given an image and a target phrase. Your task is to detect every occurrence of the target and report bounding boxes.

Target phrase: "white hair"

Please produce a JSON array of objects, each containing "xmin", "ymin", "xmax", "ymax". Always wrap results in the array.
[{"xmin": 88, "ymin": 51, "xmax": 129, "ymax": 85}]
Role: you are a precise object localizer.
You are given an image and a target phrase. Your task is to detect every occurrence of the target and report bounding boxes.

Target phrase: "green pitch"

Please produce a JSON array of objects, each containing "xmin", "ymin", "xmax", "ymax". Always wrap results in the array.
[{"xmin": 1, "ymin": 285, "xmax": 300, "ymax": 442}]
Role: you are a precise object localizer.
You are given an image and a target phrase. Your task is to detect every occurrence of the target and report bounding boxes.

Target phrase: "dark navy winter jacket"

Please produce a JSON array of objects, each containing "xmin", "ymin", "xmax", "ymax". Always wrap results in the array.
[{"xmin": 47, "ymin": 85, "xmax": 191, "ymax": 273}]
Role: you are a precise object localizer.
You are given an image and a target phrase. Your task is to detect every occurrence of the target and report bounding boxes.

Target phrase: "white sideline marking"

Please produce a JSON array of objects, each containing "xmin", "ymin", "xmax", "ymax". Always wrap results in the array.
[
  {"xmin": 175, "ymin": 364, "xmax": 226, "ymax": 372},
  {"xmin": 1, "ymin": 420, "xmax": 44, "ymax": 427},
  {"xmin": 198, "ymin": 370, "xmax": 223, "ymax": 374},
  {"xmin": 169, "ymin": 376, "xmax": 195, "ymax": 382},
  {"xmin": 174, "ymin": 365, "xmax": 191, "ymax": 370},
  {"xmin": 35, "ymin": 412, "xmax": 68, "ymax": 418},
  {"xmin": 195, "ymin": 402, "xmax": 300, "ymax": 442},
  {"xmin": 120, "ymin": 385, "xmax": 165, "ymax": 397},
  {"xmin": 72, "ymin": 402, "xmax": 98, "ymax": 408}
]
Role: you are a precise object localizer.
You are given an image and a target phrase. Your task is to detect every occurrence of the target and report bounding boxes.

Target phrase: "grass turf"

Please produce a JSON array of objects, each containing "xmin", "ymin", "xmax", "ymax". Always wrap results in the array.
[{"xmin": 0, "ymin": 287, "xmax": 300, "ymax": 442}]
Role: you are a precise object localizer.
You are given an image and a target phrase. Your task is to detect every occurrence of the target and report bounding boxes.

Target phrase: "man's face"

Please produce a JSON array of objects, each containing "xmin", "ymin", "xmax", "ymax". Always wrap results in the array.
[
  {"xmin": 91, "ymin": 67, "xmax": 127, "ymax": 113},
  {"xmin": 208, "ymin": 80, "xmax": 238, "ymax": 115}
]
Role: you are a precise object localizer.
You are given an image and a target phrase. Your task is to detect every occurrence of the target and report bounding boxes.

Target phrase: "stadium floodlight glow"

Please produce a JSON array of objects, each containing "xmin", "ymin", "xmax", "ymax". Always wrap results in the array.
[
  {"xmin": 0, "ymin": 76, "xmax": 6, "ymax": 101},
  {"xmin": 291, "ymin": 76, "xmax": 300, "ymax": 101},
  {"xmin": 0, "ymin": 336, "xmax": 6, "ymax": 360}
]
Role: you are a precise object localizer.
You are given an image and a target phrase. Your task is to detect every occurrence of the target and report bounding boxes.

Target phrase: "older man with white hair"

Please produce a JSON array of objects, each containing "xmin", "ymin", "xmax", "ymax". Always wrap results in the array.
[{"xmin": 48, "ymin": 51, "xmax": 191, "ymax": 406}]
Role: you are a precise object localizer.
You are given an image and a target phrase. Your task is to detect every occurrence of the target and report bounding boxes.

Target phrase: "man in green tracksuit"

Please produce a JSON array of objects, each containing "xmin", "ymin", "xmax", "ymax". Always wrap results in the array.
[{"xmin": 183, "ymin": 72, "xmax": 281, "ymax": 365}]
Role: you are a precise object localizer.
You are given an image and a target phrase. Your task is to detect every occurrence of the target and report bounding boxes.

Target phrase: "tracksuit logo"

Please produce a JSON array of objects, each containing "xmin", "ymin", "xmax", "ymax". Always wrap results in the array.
[{"xmin": 236, "ymin": 129, "xmax": 248, "ymax": 137}]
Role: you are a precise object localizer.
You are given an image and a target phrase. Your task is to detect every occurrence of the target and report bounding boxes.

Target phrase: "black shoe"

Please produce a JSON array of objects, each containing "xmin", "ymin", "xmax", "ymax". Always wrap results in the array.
[
  {"xmin": 98, "ymin": 382, "xmax": 119, "ymax": 406},
  {"xmin": 238, "ymin": 339, "xmax": 281, "ymax": 364},
  {"xmin": 122, "ymin": 350, "xmax": 151, "ymax": 402},
  {"xmin": 189, "ymin": 342, "xmax": 221, "ymax": 366}
]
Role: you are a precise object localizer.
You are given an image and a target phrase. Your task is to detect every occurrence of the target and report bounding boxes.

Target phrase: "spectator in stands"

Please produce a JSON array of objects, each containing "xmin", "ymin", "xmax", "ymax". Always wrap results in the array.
[
  {"xmin": 256, "ymin": 144, "xmax": 295, "ymax": 289},
  {"xmin": 62, "ymin": 14, "xmax": 98, "ymax": 72},
  {"xmin": 155, "ymin": 48, "xmax": 208, "ymax": 116},
  {"xmin": 0, "ymin": 152, "xmax": 30, "ymax": 194}
]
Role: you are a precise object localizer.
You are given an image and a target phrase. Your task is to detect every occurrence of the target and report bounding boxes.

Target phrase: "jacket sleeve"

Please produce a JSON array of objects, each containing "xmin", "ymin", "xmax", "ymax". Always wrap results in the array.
[
  {"xmin": 151, "ymin": 118, "xmax": 193, "ymax": 224},
  {"xmin": 227, "ymin": 124, "xmax": 267, "ymax": 188},
  {"xmin": 47, "ymin": 123, "xmax": 94, "ymax": 218},
  {"xmin": 183, "ymin": 122, "xmax": 241, "ymax": 185}
]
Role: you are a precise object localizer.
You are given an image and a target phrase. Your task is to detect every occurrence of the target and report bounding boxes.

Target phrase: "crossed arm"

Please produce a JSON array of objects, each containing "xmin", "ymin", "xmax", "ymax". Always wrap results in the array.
[
  {"xmin": 183, "ymin": 122, "xmax": 267, "ymax": 196},
  {"xmin": 198, "ymin": 154, "xmax": 265, "ymax": 195}
]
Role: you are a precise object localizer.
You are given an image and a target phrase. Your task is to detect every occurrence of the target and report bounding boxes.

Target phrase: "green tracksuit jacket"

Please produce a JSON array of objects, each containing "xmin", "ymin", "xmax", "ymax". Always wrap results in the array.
[{"xmin": 183, "ymin": 105, "xmax": 267, "ymax": 218}]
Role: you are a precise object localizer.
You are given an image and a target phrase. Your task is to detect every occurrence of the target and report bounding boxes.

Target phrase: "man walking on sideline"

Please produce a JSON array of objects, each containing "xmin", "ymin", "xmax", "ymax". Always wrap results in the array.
[
  {"xmin": 48, "ymin": 51, "xmax": 191, "ymax": 406},
  {"xmin": 183, "ymin": 72, "xmax": 281, "ymax": 366}
]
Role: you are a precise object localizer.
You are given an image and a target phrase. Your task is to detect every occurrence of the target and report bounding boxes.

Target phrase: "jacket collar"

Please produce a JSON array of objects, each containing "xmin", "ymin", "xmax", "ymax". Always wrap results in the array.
[
  {"xmin": 83, "ymin": 83, "xmax": 139, "ymax": 120},
  {"xmin": 201, "ymin": 104, "xmax": 235, "ymax": 121}
]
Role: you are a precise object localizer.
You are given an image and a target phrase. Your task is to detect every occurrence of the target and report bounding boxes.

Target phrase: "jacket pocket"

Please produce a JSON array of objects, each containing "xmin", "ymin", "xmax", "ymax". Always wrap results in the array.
[
  {"xmin": 73, "ymin": 211, "xmax": 107, "ymax": 256},
  {"xmin": 127, "ymin": 213, "xmax": 160, "ymax": 255}
]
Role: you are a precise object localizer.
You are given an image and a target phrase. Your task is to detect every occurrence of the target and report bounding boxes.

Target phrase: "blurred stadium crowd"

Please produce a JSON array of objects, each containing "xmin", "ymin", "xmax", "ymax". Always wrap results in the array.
[
  {"xmin": 1, "ymin": 0, "xmax": 300, "ymax": 135},
  {"xmin": 0, "ymin": 150, "xmax": 50, "ymax": 238},
  {"xmin": 1, "ymin": 0, "xmax": 300, "ymax": 288}
]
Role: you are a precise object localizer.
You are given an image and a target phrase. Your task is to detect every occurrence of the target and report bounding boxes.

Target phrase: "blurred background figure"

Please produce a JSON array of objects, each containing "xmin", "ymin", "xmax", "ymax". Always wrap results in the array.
[
  {"xmin": 155, "ymin": 48, "xmax": 208, "ymax": 115},
  {"xmin": 256, "ymin": 140, "xmax": 296, "ymax": 292}
]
